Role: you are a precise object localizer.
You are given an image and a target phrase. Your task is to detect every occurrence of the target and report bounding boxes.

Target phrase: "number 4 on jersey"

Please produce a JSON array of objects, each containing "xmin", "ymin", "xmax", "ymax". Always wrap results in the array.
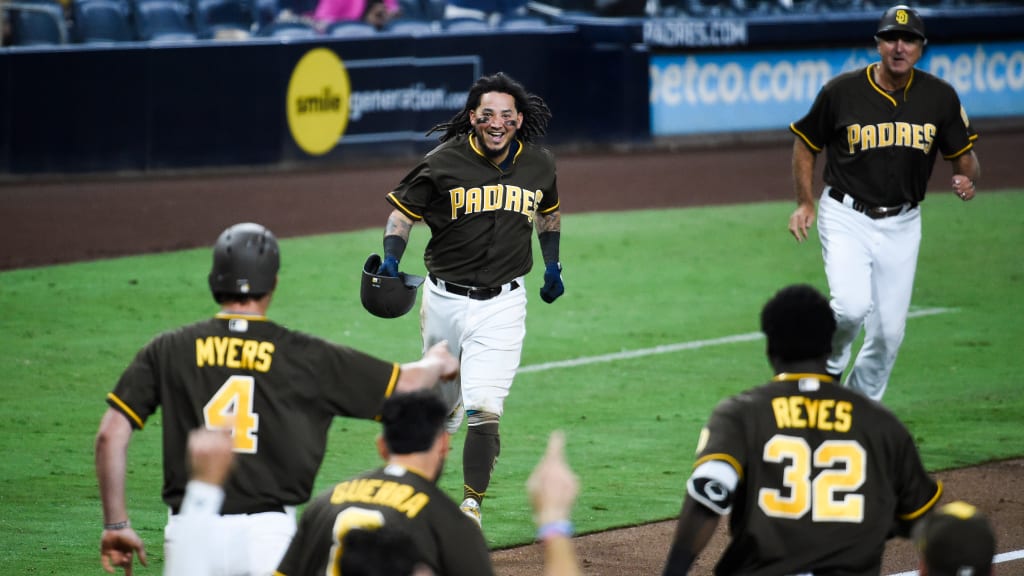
[{"xmin": 203, "ymin": 375, "xmax": 260, "ymax": 453}]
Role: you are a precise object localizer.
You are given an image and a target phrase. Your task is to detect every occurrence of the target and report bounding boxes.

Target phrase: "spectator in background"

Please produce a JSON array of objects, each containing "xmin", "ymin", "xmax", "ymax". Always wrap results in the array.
[
  {"xmin": 443, "ymin": 0, "xmax": 526, "ymax": 25},
  {"xmin": 310, "ymin": 0, "xmax": 400, "ymax": 28},
  {"xmin": 915, "ymin": 501, "xmax": 996, "ymax": 576}
]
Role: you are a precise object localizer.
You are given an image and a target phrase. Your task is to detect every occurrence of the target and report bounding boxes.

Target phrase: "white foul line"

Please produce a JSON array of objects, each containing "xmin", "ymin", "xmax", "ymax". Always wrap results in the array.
[
  {"xmin": 888, "ymin": 550, "xmax": 1024, "ymax": 576},
  {"xmin": 518, "ymin": 307, "xmax": 955, "ymax": 375}
]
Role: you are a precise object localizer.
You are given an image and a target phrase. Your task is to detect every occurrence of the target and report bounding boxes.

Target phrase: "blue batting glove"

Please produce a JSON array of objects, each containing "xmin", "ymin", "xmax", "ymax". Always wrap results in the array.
[
  {"xmin": 377, "ymin": 255, "xmax": 400, "ymax": 277},
  {"xmin": 540, "ymin": 262, "xmax": 564, "ymax": 303}
]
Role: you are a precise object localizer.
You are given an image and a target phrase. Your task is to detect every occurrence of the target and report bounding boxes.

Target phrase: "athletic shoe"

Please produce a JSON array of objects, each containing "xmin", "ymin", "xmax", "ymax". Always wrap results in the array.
[{"xmin": 460, "ymin": 498, "xmax": 482, "ymax": 527}]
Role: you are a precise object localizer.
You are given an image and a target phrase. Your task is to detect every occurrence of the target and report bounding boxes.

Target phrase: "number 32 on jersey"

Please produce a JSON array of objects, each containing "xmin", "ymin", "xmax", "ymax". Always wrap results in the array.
[
  {"xmin": 203, "ymin": 375, "xmax": 260, "ymax": 453},
  {"xmin": 760, "ymin": 434, "xmax": 866, "ymax": 522}
]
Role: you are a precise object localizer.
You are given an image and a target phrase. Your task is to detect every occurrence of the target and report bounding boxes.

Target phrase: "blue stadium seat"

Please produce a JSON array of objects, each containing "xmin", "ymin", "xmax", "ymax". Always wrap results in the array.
[
  {"xmin": 190, "ymin": 0, "xmax": 253, "ymax": 38},
  {"xmin": 325, "ymin": 20, "xmax": 378, "ymax": 37},
  {"xmin": 6, "ymin": 0, "xmax": 69, "ymax": 45},
  {"xmin": 254, "ymin": 19, "xmax": 318, "ymax": 37},
  {"xmin": 497, "ymin": 14, "xmax": 546, "ymax": 28},
  {"xmin": 441, "ymin": 15, "xmax": 489, "ymax": 31},
  {"xmin": 133, "ymin": 0, "xmax": 197, "ymax": 41},
  {"xmin": 72, "ymin": 0, "xmax": 135, "ymax": 42},
  {"xmin": 382, "ymin": 17, "xmax": 436, "ymax": 35}
]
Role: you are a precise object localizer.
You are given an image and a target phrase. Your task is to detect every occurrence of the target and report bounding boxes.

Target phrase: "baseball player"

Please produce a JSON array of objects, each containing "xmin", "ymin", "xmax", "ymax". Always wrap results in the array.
[
  {"xmin": 373, "ymin": 71, "xmax": 564, "ymax": 525},
  {"xmin": 788, "ymin": 4, "xmax": 981, "ymax": 401},
  {"xmin": 915, "ymin": 501, "xmax": 997, "ymax": 576},
  {"xmin": 95, "ymin": 222, "xmax": 458, "ymax": 576},
  {"xmin": 661, "ymin": 284, "xmax": 942, "ymax": 576},
  {"xmin": 273, "ymin": 390, "xmax": 495, "ymax": 576}
]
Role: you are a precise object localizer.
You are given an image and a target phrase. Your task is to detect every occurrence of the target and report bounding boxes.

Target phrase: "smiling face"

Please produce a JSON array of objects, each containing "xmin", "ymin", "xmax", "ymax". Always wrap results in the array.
[
  {"xmin": 469, "ymin": 91, "xmax": 522, "ymax": 163},
  {"xmin": 876, "ymin": 32, "xmax": 924, "ymax": 84}
]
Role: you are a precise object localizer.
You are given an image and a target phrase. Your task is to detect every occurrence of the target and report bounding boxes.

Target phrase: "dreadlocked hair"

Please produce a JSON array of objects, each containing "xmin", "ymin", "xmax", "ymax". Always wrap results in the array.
[{"xmin": 426, "ymin": 72, "xmax": 552, "ymax": 143}]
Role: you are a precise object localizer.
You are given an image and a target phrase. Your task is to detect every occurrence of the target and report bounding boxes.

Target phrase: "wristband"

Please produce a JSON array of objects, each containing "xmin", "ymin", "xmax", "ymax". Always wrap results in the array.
[
  {"xmin": 383, "ymin": 235, "xmax": 407, "ymax": 261},
  {"xmin": 104, "ymin": 520, "xmax": 130, "ymax": 530},
  {"xmin": 538, "ymin": 231, "xmax": 560, "ymax": 266},
  {"xmin": 536, "ymin": 519, "xmax": 573, "ymax": 541}
]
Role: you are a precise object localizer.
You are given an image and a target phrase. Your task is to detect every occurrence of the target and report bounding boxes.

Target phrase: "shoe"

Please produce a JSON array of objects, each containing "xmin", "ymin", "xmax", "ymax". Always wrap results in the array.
[{"xmin": 460, "ymin": 498, "xmax": 482, "ymax": 527}]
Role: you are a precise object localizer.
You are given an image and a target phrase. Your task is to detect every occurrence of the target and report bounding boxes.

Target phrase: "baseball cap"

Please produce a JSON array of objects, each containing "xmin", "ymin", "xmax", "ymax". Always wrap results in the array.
[
  {"xmin": 876, "ymin": 5, "xmax": 926, "ymax": 42},
  {"xmin": 916, "ymin": 501, "xmax": 995, "ymax": 576}
]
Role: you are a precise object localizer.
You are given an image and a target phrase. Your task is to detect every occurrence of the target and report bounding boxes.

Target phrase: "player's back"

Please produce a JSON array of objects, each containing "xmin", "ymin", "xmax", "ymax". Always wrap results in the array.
[
  {"xmin": 275, "ymin": 464, "xmax": 494, "ymax": 576},
  {"xmin": 705, "ymin": 374, "xmax": 940, "ymax": 576}
]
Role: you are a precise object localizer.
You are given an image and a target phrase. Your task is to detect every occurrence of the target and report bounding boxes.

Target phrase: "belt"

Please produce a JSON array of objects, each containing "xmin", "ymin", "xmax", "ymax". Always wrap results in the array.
[
  {"xmin": 428, "ymin": 274, "xmax": 519, "ymax": 301},
  {"xmin": 828, "ymin": 188, "xmax": 917, "ymax": 220},
  {"xmin": 171, "ymin": 503, "xmax": 286, "ymax": 516}
]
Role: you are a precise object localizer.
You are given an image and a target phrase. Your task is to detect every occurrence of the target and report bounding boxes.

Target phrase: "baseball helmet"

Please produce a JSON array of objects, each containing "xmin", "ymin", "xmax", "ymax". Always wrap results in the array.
[
  {"xmin": 208, "ymin": 222, "xmax": 280, "ymax": 296},
  {"xmin": 360, "ymin": 253, "xmax": 425, "ymax": 319},
  {"xmin": 876, "ymin": 5, "xmax": 926, "ymax": 42}
]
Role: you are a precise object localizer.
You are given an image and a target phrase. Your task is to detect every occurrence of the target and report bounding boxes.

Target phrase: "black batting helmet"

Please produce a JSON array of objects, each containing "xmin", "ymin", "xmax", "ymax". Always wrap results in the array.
[
  {"xmin": 360, "ymin": 253, "xmax": 425, "ymax": 319},
  {"xmin": 876, "ymin": 5, "xmax": 926, "ymax": 43},
  {"xmin": 208, "ymin": 222, "xmax": 280, "ymax": 297}
]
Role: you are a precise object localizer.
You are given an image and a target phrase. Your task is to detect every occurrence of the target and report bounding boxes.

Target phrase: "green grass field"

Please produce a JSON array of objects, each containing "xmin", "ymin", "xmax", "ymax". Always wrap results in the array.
[{"xmin": 2, "ymin": 191, "xmax": 1022, "ymax": 574}]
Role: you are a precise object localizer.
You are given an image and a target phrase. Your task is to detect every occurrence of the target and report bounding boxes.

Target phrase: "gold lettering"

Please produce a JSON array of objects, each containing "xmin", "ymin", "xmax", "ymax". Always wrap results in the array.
[
  {"xmin": 847, "ymin": 124, "xmax": 861, "ymax": 154},
  {"xmin": 329, "ymin": 481, "xmax": 352, "ymax": 504},
  {"xmin": 398, "ymin": 493, "xmax": 430, "ymax": 518},
  {"xmin": 772, "ymin": 397, "xmax": 792, "ymax": 428},
  {"xmin": 522, "ymin": 190, "xmax": 537, "ymax": 222},
  {"xmin": 225, "ymin": 337, "xmax": 244, "ymax": 369},
  {"xmin": 465, "ymin": 187, "xmax": 482, "ymax": 214},
  {"xmin": 816, "ymin": 399, "xmax": 835, "ymax": 431},
  {"xmin": 503, "ymin": 185, "xmax": 523, "ymax": 213},
  {"xmin": 895, "ymin": 122, "xmax": 912, "ymax": 147},
  {"xmin": 356, "ymin": 479, "xmax": 383, "ymax": 502},
  {"xmin": 878, "ymin": 123, "xmax": 894, "ymax": 147},
  {"xmin": 196, "ymin": 337, "xmax": 216, "ymax": 367},
  {"xmin": 834, "ymin": 401, "xmax": 853, "ymax": 432},
  {"xmin": 255, "ymin": 342, "xmax": 274, "ymax": 372},
  {"xmin": 923, "ymin": 124, "xmax": 936, "ymax": 154},
  {"xmin": 239, "ymin": 340, "xmax": 259, "ymax": 370},
  {"xmin": 386, "ymin": 485, "xmax": 416, "ymax": 509},
  {"xmin": 214, "ymin": 337, "xmax": 230, "ymax": 365},
  {"xmin": 861, "ymin": 125, "xmax": 877, "ymax": 150},
  {"xmin": 372, "ymin": 481, "xmax": 398, "ymax": 504},
  {"xmin": 483, "ymin": 185, "xmax": 502, "ymax": 211},
  {"xmin": 788, "ymin": 396, "xmax": 807, "ymax": 428},
  {"xmin": 804, "ymin": 398, "xmax": 820, "ymax": 428},
  {"xmin": 449, "ymin": 187, "xmax": 465, "ymax": 219}
]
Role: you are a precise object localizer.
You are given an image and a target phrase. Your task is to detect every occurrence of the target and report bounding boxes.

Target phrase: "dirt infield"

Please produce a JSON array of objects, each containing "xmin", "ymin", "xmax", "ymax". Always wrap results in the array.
[{"xmin": 2, "ymin": 131, "xmax": 1021, "ymax": 574}]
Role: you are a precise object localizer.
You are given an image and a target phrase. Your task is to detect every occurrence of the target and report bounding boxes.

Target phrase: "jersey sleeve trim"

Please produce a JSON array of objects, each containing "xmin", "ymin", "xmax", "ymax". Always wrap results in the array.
[
  {"xmin": 373, "ymin": 363, "xmax": 401, "ymax": 422},
  {"xmin": 899, "ymin": 480, "xmax": 943, "ymax": 521},
  {"xmin": 386, "ymin": 192, "xmax": 423, "ymax": 221},
  {"xmin": 790, "ymin": 124, "xmax": 822, "ymax": 153},
  {"xmin": 693, "ymin": 452, "xmax": 743, "ymax": 480},
  {"xmin": 942, "ymin": 141, "xmax": 974, "ymax": 161},
  {"xmin": 538, "ymin": 201, "xmax": 560, "ymax": 215},
  {"xmin": 106, "ymin": 392, "xmax": 145, "ymax": 429}
]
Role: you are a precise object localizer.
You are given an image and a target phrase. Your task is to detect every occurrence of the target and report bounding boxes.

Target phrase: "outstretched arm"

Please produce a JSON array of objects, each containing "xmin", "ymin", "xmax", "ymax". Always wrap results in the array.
[
  {"xmin": 527, "ymin": 431, "xmax": 581, "ymax": 576},
  {"xmin": 789, "ymin": 138, "xmax": 818, "ymax": 243},
  {"xmin": 95, "ymin": 408, "xmax": 148, "ymax": 574},
  {"xmin": 395, "ymin": 341, "xmax": 459, "ymax": 393}
]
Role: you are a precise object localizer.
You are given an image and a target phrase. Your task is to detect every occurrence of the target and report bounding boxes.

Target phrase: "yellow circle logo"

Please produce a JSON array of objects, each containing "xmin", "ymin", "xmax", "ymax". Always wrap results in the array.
[
  {"xmin": 896, "ymin": 9, "xmax": 908, "ymax": 25},
  {"xmin": 287, "ymin": 48, "xmax": 351, "ymax": 156}
]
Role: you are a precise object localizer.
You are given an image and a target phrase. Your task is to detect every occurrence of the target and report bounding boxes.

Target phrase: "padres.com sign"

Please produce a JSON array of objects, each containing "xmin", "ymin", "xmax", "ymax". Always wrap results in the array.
[{"xmin": 287, "ymin": 48, "xmax": 351, "ymax": 156}]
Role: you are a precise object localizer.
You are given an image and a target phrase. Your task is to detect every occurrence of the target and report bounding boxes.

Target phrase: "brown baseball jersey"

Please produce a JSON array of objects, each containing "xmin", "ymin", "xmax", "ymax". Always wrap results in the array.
[
  {"xmin": 791, "ymin": 64, "xmax": 977, "ymax": 206},
  {"xmin": 385, "ymin": 134, "xmax": 559, "ymax": 287},
  {"xmin": 273, "ymin": 464, "xmax": 495, "ymax": 576},
  {"xmin": 106, "ymin": 312, "xmax": 399, "ymax": 514},
  {"xmin": 688, "ymin": 373, "xmax": 941, "ymax": 576}
]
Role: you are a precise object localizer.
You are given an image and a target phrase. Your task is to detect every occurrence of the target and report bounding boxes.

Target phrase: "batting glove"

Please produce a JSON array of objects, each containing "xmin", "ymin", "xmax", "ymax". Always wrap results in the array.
[
  {"xmin": 540, "ymin": 262, "xmax": 564, "ymax": 303},
  {"xmin": 377, "ymin": 255, "xmax": 400, "ymax": 277}
]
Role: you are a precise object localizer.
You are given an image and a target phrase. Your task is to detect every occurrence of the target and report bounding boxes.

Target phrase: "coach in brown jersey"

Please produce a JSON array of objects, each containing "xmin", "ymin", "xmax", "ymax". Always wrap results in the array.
[
  {"xmin": 661, "ymin": 284, "xmax": 942, "ymax": 576},
  {"xmin": 274, "ymin": 389, "xmax": 494, "ymax": 576},
  {"xmin": 95, "ymin": 222, "xmax": 458, "ymax": 576},
  {"xmin": 788, "ymin": 5, "xmax": 981, "ymax": 402},
  {"xmin": 373, "ymin": 72, "xmax": 564, "ymax": 526}
]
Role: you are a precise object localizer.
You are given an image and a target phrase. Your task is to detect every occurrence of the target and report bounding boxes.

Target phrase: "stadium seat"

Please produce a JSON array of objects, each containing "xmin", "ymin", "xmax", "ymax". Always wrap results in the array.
[
  {"xmin": 251, "ymin": 0, "xmax": 278, "ymax": 27},
  {"xmin": 325, "ymin": 20, "xmax": 378, "ymax": 37},
  {"xmin": 382, "ymin": 17, "xmax": 435, "ymax": 35},
  {"xmin": 441, "ymin": 15, "xmax": 490, "ymax": 31},
  {"xmin": 6, "ymin": 0, "xmax": 70, "ymax": 45},
  {"xmin": 254, "ymin": 19, "xmax": 318, "ymax": 37},
  {"xmin": 71, "ymin": 0, "xmax": 135, "ymax": 42},
  {"xmin": 497, "ymin": 14, "xmax": 546, "ymax": 28},
  {"xmin": 396, "ymin": 0, "xmax": 444, "ymax": 20},
  {"xmin": 133, "ymin": 0, "xmax": 197, "ymax": 41},
  {"xmin": 191, "ymin": 0, "xmax": 253, "ymax": 38}
]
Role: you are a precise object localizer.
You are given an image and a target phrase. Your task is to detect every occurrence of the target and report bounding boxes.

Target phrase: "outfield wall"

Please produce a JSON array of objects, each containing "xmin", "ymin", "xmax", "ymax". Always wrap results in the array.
[{"xmin": 1, "ymin": 5, "xmax": 1021, "ymax": 175}]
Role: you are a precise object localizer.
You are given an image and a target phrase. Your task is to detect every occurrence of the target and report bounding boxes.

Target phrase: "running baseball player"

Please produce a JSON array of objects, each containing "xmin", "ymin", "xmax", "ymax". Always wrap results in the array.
[
  {"xmin": 788, "ymin": 4, "xmax": 980, "ymax": 401},
  {"xmin": 273, "ymin": 390, "xmax": 495, "ymax": 576},
  {"xmin": 372, "ymin": 72, "xmax": 564, "ymax": 525},
  {"xmin": 95, "ymin": 222, "xmax": 458, "ymax": 576},
  {"xmin": 661, "ymin": 284, "xmax": 942, "ymax": 576}
]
